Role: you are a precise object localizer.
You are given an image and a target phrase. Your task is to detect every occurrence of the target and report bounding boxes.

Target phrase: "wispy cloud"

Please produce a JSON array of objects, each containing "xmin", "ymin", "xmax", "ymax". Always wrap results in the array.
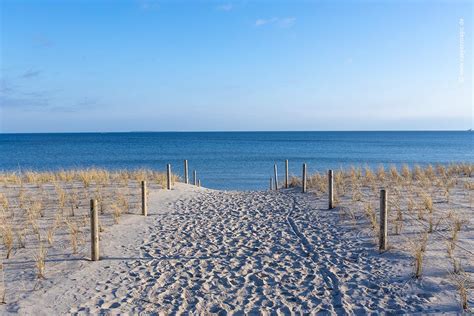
[
  {"xmin": 216, "ymin": 3, "xmax": 233, "ymax": 11},
  {"xmin": 0, "ymin": 79, "xmax": 16, "ymax": 94},
  {"xmin": 279, "ymin": 17, "xmax": 296, "ymax": 28},
  {"xmin": 74, "ymin": 97, "xmax": 100, "ymax": 109},
  {"xmin": 0, "ymin": 77, "xmax": 51, "ymax": 110},
  {"xmin": 0, "ymin": 94, "xmax": 50, "ymax": 109},
  {"xmin": 255, "ymin": 18, "xmax": 275, "ymax": 26},
  {"xmin": 33, "ymin": 34, "xmax": 54, "ymax": 48},
  {"xmin": 137, "ymin": 0, "xmax": 160, "ymax": 11},
  {"xmin": 21, "ymin": 69, "xmax": 42, "ymax": 79},
  {"xmin": 0, "ymin": 76, "xmax": 101, "ymax": 112},
  {"xmin": 47, "ymin": 97, "xmax": 102, "ymax": 113},
  {"xmin": 255, "ymin": 17, "xmax": 296, "ymax": 28}
]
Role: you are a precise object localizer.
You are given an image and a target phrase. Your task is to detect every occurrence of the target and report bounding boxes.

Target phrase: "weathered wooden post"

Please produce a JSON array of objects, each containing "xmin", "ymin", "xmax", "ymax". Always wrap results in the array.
[
  {"xmin": 285, "ymin": 159, "xmax": 289, "ymax": 188},
  {"xmin": 193, "ymin": 170, "xmax": 197, "ymax": 186},
  {"xmin": 184, "ymin": 160, "xmax": 189, "ymax": 184},
  {"xmin": 90, "ymin": 199, "xmax": 99, "ymax": 261},
  {"xmin": 274, "ymin": 164, "xmax": 278, "ymax": 190},
  {"xmin": 141, "ymin": 180, "xmax": 147, "ymax": 216},
  {"xmin": 328, "ymin": 170, "xmax": 334, "ymax": 209},
  {"xmin": 302, "ymin": 163, "xmax": 307, "ymax": 193},
  {"xmin": 270, "ymin": 177, "xmax": 274, "ymax": 190},
  {"xmin": 166, "ymin": 164, "xmax": 171, "ymax": 190},
  {"xmin": 198, "ymin": 179, "xmax": 201, "ymax": 187},
  {"xmin": 379, "ymin": 189, "xmax": 388, "ymax": 251}
]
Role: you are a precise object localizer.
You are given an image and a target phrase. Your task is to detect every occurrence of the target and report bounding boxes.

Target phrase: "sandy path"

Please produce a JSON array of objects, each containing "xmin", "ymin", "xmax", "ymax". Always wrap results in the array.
[{"xmin": 13, "ymin": 185, "xmax": 434, "ymax": 314}]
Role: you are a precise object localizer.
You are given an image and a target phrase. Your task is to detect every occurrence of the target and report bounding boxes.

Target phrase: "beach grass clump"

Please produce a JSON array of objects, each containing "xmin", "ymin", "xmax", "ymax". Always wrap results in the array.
[
  {"xmin": 352, "ymin": 186, "xmax": 363, "ymax": 202},
  {"xmin": 364, "ymin": 202, "xmax": 377, "ymax": 232},
  {"xmin": 410, "ymin": 233, "xmax": 428, "ymax": 279},
  {"xmin": 460, "ymin": 164, "xmax": 473, "ymax": 177},
  {"xmin": 445, "ymin": 212, "xmax": 464, "ymax": 258},
  {"xmin": 307, "ymin": 172, "xmax": 326, "ymax": 193},
  {"xmin": 422, "ymin": 194, "xmax": 433, "ymax": 214},
  {"xmin": 15, "ymin": 226, "xmax": 26, "ymax": 249},
  {"xmin": 110, "ymin": 204, "xmax": 122, "ymax": 224},
  {"xmin": 451, "ymin": 273, "xmax": 470, "ymax": 311},
  {"xmin": 376, "ymin": 165, "xmax": 386, "ymax": 182},
  {"xmin": 1, "ymin": 221, "xmax": 14, "ymax": 259},
  {"xmin": 413, "ymin": 165, "xmax": 425, "ymax": 182},
  {"xmin": 34, "ymin": 242, "xmax": 47, "ymax": 279},
  {"xmin": 451, "ymin": 257, "xmax": 462, "ymax": 275},
  {"xmin": 68, "ymin": 187, "xmax": 80, "ymax": 217},
  {"xmin": 335, "ymin": 171, "xmax": 346, "ymax": 196},
  {"xmin": 424, "ymin": 164, "xmax": 435, "ymax": 180},
  {"xmin": 78, "ymin": 170, "xmax": 93, "ymax": 188},
  {"xmin": 65, "ymin": 219, "xmax": 79, "ymax": 254},
  {"xmin": 392, "ymin": 201, "xmax": 404, "ymax": 235},
  {"xmin": 57, "ymin": 170, "xmax": 75, "ymax": 182},
  {"xmin": 26, "ymin": 199, "xmax": 42, "ymax": 241},
  {"xmin": 401, "ymin": 164, "xmax": 411, "ymax": 181},
  {"xmin": 0, "ymin": 262, "xmax": 5, "ymax": 304},
  {"xmin": 46, "ymin": 213, "xmax": 61, "ymax": 246},
  {"xmin": 364, "ymin": 166, "xmax": 376, "ymax": 186},
  {"xmin": 55, "ymin": 184, "xmax": 67, "ymax": 210},
  {"xmin": 463, "ymin": 181, "xmax": 474, "ymax": 190},
  {"xmin": 288, "ymin": 176, "xmax": 301, "ymax": 188},
  {"xmin": 94, "ymin": 186, "xmax": 105, "ymax": 214},
  {"xmin": 117, "ymin": 191, "xmax": 130, "ymax": 214}
]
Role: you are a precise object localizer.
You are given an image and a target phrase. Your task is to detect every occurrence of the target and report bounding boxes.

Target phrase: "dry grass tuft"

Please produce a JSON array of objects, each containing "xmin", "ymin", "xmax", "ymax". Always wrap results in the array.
[
  {"xmin": 16, "ymin": 226, "xmax": 27, "ymax": 249},
  {"xmin": 34, "ymin": 242, "xmax": 47, "ymax": 279},
  {"xmin": 401, "ymin": 164, "xmax": 411, "ymax": 180},
  {"xmin": 110, "ymin": 204, "xmax": 122, "ymax": 224},
  {"xmin": 410, "ymin": 233, "xmax": 428, "ymax": 279},
  {"xmin": 1, "ymin": 222, "xmax": 13, "ymax": 259},
  {"xmin": 450, "ymin": 272, "xmax": 470, "ymax": 311},
  {"xmin": 422, "ymin": 194, "xmax": 433, "ymax": 214},
  {"xmin": 288, "ymin": 176, "xmax": 301, "ymax": 188},
  {"xmin": 0, "ymin": 262, "xmax": 5, "ymax": 304},
  {"xmin": 376, "ymin": 165, "xmax": 386, "ymax": 182},
  {"xmin": 65, "ymin": 219, "xmax": 79, "ymax": 254},
  {"xmin": 364, "ymin": 202, "xmax": 377, "ymax": 232}
]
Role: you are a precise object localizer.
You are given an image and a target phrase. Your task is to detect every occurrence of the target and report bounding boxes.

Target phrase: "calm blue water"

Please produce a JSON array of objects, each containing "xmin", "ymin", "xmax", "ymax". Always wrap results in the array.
[{"xmin": 0, "ymin": 132, "xmax": 472, "ymax": 190}]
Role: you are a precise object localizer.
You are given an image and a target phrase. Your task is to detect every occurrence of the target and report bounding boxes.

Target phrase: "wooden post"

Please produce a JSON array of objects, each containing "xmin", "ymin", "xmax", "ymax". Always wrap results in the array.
[
  {"xmin": 141, "ymin": 180, "xmax": 147, "ymax": 216},
  {"xmin": 274, "ymin": 164, "xmax": 278, "ymax": 190},
  {"xmin": 285, "ymin": 159, "xmax": 289, "ymax": 189},
  {"xmin": 198, "ymin": 179, "xmax": 201, "ymax": 187},
  {"xmin": 184, "ymin": 160, "xmax": 189, "ymax": 184},
  {"xmin": 166, "ymin": 164, "xmax": 171, "ymax": 190},
  {"xmin": 90, "ymin": 199, "xmax": 99, "ymax": 261},
  {"xmin": 328, "ymin": 170, "xmax": 334, "ymax": 209},
  {"xmin": 270, "ymin": 177, "xmax": 274, "ymax": 190},
  {"xmin": 193, "ymin": 170, "xmax": 197, "ymax": 186},
  {"xmin": 302, "ymin": 163, "xmax": 307, "ymax": 193},
  {"xmin": 380, "ymin": 189, "xmax": 388, "ymax": 251}
]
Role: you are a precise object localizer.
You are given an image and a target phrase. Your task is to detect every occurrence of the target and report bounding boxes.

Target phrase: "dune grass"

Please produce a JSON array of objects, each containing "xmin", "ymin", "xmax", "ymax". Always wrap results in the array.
[
  {"xmin": 302, "ymin": 163, "xmax": 473, "ymax": 311},
  {"xmin": 0, "ymin": 168, "xmax": 177, "ymax": 303}
]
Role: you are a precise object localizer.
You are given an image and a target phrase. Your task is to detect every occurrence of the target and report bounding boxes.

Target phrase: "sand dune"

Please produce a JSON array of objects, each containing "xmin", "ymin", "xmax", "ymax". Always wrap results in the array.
[{"xmin": 6, "ymin": 183, "xmax": 454, "ymax": 314}]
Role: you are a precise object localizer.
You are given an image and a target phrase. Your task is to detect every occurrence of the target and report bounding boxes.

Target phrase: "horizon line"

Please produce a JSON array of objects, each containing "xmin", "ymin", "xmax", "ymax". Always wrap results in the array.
[{"xmin": 0, "ymin": 129, "xmax": 472, "ymax": 135}]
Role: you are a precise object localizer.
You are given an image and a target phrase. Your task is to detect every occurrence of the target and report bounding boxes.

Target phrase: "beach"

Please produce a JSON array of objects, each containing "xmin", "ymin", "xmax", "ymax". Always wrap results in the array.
[
  {"xmin": 2, "ymin": 0, "xmax": 472, "ymax": 313},
  {"xmin": 1, "ymin": 165, "xmax": 472, "ymax": 314}
]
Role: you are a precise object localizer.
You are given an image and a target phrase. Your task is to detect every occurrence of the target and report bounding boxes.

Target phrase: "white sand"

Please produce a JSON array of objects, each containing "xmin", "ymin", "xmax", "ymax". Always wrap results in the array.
[{"xmin": 1, "ymin": 183, "xmax": 472, "ymax": 314}]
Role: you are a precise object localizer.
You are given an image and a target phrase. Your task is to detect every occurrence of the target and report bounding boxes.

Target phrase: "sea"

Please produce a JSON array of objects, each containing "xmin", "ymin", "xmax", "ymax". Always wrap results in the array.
[{"xmin": 0, "ymin": 131, "xmax": 472, "ymax": 190}]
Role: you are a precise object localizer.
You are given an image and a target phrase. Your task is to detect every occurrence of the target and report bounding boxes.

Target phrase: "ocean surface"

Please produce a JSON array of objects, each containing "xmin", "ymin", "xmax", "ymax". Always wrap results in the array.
[{"xmin": 0, "ymin": 132, "xmax": 472, "ymax": 190}]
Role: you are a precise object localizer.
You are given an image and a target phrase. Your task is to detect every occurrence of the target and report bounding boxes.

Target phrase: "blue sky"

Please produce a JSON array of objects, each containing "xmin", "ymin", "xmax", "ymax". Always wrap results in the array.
[{"xmin": 0, "ymin": 0, "xmax": 472, "ymax": 132}]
